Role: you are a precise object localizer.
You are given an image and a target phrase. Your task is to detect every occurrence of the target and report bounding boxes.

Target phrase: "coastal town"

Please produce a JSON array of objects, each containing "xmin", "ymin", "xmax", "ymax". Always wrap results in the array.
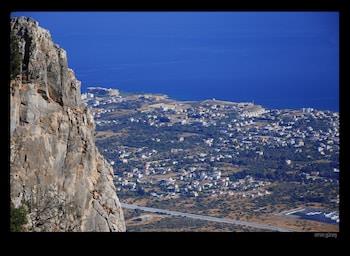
[{"xmin": 83, "ymin": 87, "xmax": 339, "ymax": 230}]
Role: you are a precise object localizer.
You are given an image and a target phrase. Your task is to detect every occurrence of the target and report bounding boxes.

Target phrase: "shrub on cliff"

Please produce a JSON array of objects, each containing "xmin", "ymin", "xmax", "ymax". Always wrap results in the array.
[
  {"xmin": 10, "ymin": 203, "xmax": 28, "ymax": 232},
  {"xmin": 10, "ymin": 32, "xmax": 21, "ymax": 80}
]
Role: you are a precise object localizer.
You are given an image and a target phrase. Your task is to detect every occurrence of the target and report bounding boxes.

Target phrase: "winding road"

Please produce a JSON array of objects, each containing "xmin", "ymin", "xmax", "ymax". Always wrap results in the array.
[{"xmin": 121, "ymin": 203, "xmax": 294, "ymax": 232}]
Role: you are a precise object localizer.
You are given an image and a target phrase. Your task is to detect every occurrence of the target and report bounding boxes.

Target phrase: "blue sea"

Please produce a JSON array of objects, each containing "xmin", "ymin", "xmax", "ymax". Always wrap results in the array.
[{"xmin": 12, "ymin": 12, "xmax": 339, "ymax": 112}]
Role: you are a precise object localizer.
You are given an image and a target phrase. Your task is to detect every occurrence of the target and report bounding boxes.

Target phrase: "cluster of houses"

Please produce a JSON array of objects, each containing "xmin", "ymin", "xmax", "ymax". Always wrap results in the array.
[
  {"xmin": 85, "ymin": 87, "xmax": 339, "ymax": 202},
  {"xmin": 89, "ymin": 92, "xmax": 338, "ymax": 163},
  {"xmin": 113, "ymin": 157, "xmax": 272, "ymax": 199}
]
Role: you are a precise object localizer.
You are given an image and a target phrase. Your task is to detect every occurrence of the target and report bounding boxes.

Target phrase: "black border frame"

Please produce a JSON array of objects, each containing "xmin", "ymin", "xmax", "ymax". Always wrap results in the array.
[{"xmin": 0, "ymin": 0, "xmax": 349, "ymax": 245}]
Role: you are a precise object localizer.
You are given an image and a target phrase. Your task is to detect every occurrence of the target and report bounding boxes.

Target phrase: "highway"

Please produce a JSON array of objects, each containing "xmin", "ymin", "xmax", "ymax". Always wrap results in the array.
[{"xmin": 121, "ymin": 203, "xmax": 294, "ymax": 232}]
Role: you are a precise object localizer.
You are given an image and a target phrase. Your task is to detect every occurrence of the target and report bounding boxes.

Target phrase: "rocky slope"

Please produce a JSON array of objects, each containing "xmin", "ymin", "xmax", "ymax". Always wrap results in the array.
[{"xmin": 10, "ymin": 17, "xmax": 125, "ymax": 232}]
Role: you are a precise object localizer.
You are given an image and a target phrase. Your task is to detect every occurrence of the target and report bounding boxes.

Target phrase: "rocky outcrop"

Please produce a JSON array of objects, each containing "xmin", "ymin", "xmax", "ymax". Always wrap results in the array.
[{"xmin": 10, "ymin": 17, "xmax": 125, "ymax": 232}]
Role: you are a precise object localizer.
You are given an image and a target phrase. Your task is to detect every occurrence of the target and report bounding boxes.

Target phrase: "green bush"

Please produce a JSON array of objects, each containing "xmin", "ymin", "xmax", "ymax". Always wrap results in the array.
[
  {"xmin": 10, "ymin": 32, "xmax": 21, "ymax": 80},
  {"xmin": 10, "ymin": 204, "xmax": 28, "ymax": 232}
]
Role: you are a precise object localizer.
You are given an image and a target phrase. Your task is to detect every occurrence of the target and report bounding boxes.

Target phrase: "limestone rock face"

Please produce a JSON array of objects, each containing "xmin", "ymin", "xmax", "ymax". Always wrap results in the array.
[{"xmin": 10, "ymin": 17, "xmax": 126, "ymax": 232}]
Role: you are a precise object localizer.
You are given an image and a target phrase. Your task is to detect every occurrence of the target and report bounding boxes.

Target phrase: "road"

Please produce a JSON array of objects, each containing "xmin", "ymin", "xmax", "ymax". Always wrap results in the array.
[
  {"xmin": 121, "ymin": 203, "xmax": 294, "ymax": 232},
  {"xmin": 278, "ymin": 207, "xmax": 305, "ymax": 216}
]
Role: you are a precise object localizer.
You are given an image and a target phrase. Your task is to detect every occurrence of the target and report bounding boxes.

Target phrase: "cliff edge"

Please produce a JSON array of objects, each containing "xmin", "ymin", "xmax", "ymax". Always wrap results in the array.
[{"xmin": 10, "ymin": 17, "xmax": 126, "ymax": 232}]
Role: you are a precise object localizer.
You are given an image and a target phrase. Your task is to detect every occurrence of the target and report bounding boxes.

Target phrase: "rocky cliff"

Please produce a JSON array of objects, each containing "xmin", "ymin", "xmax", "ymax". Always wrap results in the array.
[{"xmin": 10, "ymin": 17, "xmax": 126, "ymax": 232}]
